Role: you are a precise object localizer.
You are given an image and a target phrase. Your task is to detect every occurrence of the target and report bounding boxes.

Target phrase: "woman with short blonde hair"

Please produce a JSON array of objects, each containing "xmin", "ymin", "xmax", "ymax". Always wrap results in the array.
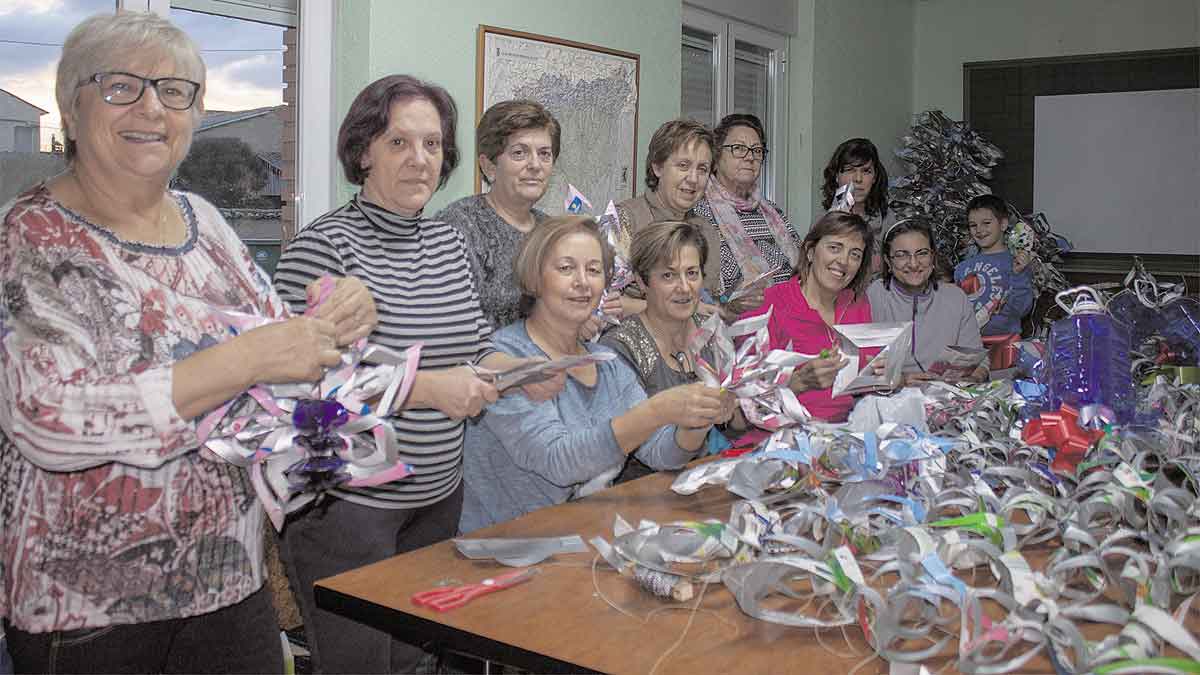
[{"xmin": 459, "ymin": 216, "xmax": 733, "ymax": 532}]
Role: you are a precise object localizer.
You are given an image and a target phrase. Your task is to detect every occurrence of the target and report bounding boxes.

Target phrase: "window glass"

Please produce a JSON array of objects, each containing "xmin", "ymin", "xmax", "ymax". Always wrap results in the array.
[
  {"xmin": 170, "ymin": 7, "xmax": 286, "ymax": 273},
  {"xmin": 0, "ymin": 0, "xmax": 117, "ymax": 202}
]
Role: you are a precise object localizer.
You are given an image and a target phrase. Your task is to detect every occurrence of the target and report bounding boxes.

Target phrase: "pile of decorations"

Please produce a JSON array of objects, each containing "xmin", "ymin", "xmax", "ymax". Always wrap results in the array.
[
  {"xmin": 889, "ymin": 110, "xmax": 1071, "ymax": 296},
  {"xmin": 586, "ymin": 275, "xmax": 1200, "ymax": 673}
]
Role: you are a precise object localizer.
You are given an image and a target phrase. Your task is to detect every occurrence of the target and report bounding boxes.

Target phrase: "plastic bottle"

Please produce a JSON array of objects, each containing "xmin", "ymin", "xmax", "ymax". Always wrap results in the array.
[
  {"xmin": 1160, "ymin": 296, "xmax": 1200, "ymax": 364},
  {"xmin": 1048, "ymin": 286, "xmax": 1134, "ymax": 424}
]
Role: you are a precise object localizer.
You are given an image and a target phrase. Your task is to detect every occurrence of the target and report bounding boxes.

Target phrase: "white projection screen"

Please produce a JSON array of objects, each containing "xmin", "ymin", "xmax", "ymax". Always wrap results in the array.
[{"xmin": 1034, "ymin": 89, "xmax": 1200, "ymax": 255}]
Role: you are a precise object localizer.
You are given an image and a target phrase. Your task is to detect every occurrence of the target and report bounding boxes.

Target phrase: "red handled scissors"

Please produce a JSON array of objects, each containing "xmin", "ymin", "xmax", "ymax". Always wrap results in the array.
[{"xmin": 410, "ymin": 568, "xmax": 539, "ymax": 612}]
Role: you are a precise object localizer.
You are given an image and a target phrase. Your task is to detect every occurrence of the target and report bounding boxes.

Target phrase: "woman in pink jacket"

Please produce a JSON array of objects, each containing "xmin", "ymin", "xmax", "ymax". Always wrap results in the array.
[{"xmin": 740, "ymin": 211, "xmax": 876, "ymax": 422}]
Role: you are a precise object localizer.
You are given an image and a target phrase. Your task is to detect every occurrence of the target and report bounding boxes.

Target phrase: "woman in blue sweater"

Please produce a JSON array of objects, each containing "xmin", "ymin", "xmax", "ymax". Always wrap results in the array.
[{"xmin": 459, "ymin": 216, "xmax": 733, "ymax": 533}]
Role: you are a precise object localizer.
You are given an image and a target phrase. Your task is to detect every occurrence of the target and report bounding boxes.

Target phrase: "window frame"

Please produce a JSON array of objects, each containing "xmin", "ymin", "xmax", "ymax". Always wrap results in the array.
[
  {"xmin": 118, "ymin": 0, "xmax": 336, "ymax": 233},
  {"xmin": 682, "ymin": 6, "xmax": 789, "ymax": 211}
]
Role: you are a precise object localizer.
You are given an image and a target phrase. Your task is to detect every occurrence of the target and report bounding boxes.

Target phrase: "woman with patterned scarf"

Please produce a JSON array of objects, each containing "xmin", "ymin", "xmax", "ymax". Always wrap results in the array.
[{"xmin": 693, "ymin": 113, "xmax": 800, "ymax": 322}]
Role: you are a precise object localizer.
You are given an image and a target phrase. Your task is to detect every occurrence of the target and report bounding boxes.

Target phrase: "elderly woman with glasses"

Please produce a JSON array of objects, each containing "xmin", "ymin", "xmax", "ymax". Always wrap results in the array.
[
  {"xmin": 866, "ymin": 219, "xmax": 985, "ymax": 386},
  {"xmin": 693, "ymin": 113, "xmax": 800, "ymax": 322},
  {"xmin": 0, "ymin": 12, "xmax": 377, "ymax": 674}
]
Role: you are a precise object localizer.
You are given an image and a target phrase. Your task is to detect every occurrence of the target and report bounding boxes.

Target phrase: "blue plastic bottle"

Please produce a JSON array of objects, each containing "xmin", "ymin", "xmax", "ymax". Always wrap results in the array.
[{"xmin": 1048, "ymin": 287, "xmax": 1134, "ymax": 424}]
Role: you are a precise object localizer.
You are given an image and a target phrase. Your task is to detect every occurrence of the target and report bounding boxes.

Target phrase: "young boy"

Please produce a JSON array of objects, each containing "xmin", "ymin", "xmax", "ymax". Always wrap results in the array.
[{"xmin": 954, "ymin": 194, "xmax": 1034, "ymax": 337}]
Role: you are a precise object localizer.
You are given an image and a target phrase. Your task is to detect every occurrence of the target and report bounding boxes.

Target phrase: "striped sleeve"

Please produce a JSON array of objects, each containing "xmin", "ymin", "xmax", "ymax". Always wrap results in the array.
[{"xmin": 272, "ymin": 201, "xmax": 497, "ymax": 508}]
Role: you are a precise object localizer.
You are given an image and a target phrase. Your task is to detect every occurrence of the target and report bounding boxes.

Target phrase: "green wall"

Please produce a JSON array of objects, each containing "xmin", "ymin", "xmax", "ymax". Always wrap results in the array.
[
  {"xmin": 808, "ymin": 0, "xmax": 914, "ymax": 221},
  {"xmin": 784, "ymin": 0, "xmax": 817, "ymax": 226},
  {"xmin": 334, "ymin": 0, "xmax": 682, "ymax": 214}
]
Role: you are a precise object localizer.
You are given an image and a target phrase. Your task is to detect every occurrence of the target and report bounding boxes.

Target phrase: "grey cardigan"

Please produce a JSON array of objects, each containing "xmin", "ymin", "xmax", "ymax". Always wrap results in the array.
[{"xmin": 866, "ymin": 278, "xmax": 983, "ymax": 373}]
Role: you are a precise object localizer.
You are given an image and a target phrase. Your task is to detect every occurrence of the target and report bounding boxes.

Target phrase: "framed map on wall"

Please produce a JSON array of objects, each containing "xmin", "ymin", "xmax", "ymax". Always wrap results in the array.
[{"xmin": 476, "ymin": 25, "xmax": 640, "ymax": 213}]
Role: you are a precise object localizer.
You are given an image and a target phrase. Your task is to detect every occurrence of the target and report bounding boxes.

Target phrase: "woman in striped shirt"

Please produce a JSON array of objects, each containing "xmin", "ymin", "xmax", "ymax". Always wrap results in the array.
[{"xmin": 273, "ymin": 74, "xmax": 561, "ymax": 675}]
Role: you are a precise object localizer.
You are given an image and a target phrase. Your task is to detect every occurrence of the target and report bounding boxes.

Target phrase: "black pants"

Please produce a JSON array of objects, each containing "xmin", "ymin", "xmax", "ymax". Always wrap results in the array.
[
  {"xmin": 278, "ymin": 484, "xmax": 464, "ymax": 674},
  {"xmin": 2, "ymin": 586, "xmax": 282, "ymax": 674}
]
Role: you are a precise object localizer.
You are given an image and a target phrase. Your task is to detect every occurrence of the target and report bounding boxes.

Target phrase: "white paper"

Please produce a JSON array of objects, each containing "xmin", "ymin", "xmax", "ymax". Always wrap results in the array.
[
  {"xmin": 926, "ymin": 345, "xmax": 988, "ymax": 381},
  {"xmin": 830, "ymin": 321, "xmax": 911, "ymax": 397}
]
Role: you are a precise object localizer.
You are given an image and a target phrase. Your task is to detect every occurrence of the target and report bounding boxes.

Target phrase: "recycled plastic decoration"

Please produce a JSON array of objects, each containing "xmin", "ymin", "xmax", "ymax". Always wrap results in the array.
[
  {"xmin": 199, "ymin": 277, "xmax": 420, "ymax": 529},
  {"xmin": 585, "ymin": 262, "xmax": 1200, "ymax": 673},
  {"xmin": 890, "ymin": 110, "xmax": 1071, "ymax": 296}
]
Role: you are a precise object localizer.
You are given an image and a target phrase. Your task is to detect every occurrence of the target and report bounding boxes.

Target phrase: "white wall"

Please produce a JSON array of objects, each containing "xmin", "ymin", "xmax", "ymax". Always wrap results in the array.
[
  {"xmin": 913, "ymin": 0, "xmax": 1200, "ymax": 119},
  {"xmin": 0, "ymin": 92, "xmax": 42, "ymax": 153}
]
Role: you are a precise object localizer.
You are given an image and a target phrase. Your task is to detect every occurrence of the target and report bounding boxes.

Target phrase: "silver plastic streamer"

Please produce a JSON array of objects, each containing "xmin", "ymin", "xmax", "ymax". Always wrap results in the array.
[{"xmin": 591, "ymin": 368, "xmax": 1200, "ymax": 672}]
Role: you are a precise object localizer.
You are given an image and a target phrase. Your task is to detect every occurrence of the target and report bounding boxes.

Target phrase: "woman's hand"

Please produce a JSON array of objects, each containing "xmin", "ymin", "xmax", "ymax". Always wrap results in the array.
[
  {"xmin": 576, "ymin": 293, "xmax": 624, "ymax": 341},
  {"xmin": 720, "ymin": 284, "xmax": 766, "ymax": 321},
  {"xmin": 652, "ymin": 382, "xmax": 728, "ymax": 429},
  {"xmin": 789, "ymin": 351, "xmax": 848, "ymax": 393},
  {"xmin": 1012, "ymin": 251, "xmax": 1032, "ymax": 274},
  {"xmin": 240, "ymin": 317, "xmax": 341, "ymax": 384},
  {"xmin": 718, "ymin": 389, "xmax": 738, "ymax": 425},
  {"xmin": 521, "ymin": 369, "xmax": 567, "ymax": 402},
  {"xmin": 599, "ymin": 293, "xmax": 623, "ymax": 322},
  {"xmin": 409, "ymin": 366, "xmax": 499, "ymax": 419},
  {"xmin": 576, "ymin": 315, "xmax": 603, "ymax": 342},
  {"xmin": 902, "ymin": 371, "xmax": 937, "ymax": 387},
  {"xmin": 966, "ymin": 365, "xmax": 990, "ymax": 383},
  {"xmin": 307, "ymin": 276, "xmax": 377, "ymax": 345}
]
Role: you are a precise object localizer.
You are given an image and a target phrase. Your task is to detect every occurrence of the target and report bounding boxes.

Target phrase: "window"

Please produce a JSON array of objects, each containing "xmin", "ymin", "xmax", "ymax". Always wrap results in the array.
[
  {"xmin": 122, "ymin": 0, "xmax": 334, "ymax": 273},
  {"xmin": 0, "ymin": 0, "xmax": 116, "ymax": 203},
  {"xmin": 682, "ymin": 7, "xmax": 789, "ymax": 209}
]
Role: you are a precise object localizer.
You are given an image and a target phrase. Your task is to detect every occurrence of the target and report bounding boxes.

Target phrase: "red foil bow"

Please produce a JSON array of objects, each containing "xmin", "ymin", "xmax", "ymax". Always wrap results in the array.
[{"xmin": 1021, "ymin": 404, "xmax": 1105, "ymax": 473}]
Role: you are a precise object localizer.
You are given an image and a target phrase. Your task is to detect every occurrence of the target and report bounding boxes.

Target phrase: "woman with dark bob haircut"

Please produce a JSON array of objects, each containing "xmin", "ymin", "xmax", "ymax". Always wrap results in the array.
[
  {"xmin": 614, "ymin": 119, "xmax": 722, "ymax": 315},
  {"xmin": 273, "ymin": 75, "xmax": 563, "ymax": 674},
  {"xmin": 693, "ymin": 113, "xmax": 800, "ymax": 322},
  {"xmin": 740, "ymin": 211, "xmax": 878, "ymax": 424},
  {"xmin": 820, "ymin": 138, "xmax": 893, "ymax": 271}
]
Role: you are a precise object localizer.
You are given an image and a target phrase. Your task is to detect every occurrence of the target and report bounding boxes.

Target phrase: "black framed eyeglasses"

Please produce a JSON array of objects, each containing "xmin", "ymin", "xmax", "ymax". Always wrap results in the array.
[
  {"xmin": 81, "ymin": 72, "xmax": 200, "ymax": 111},
  {"xmin": 721, "ymin": 143, "xmax": 768, "ymax": 160}
]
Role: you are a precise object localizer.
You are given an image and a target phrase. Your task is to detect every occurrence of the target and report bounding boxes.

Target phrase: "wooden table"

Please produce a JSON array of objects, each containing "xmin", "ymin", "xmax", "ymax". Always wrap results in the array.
[{"xmin": 313, "ymin": 470, "xmax": 1173, "ymax": 675}]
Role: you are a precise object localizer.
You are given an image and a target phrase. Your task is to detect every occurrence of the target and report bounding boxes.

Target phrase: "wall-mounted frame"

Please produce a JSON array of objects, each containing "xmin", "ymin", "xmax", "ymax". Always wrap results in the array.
[{"xmin": 476, "ymin": 25, "xmax": 640, "ymax": 213}]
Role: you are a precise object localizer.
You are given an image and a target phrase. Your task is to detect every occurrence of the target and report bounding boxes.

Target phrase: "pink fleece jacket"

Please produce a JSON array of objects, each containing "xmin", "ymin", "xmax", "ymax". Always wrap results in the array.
[{"xmin": 740, "ymin": 277, "xmax": 875, "ymax": 423}]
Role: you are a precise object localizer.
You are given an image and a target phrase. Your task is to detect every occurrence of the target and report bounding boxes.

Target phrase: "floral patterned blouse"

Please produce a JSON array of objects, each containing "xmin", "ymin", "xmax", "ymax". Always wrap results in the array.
[{"xmin": 0, "ymin": 184, "xmax": 284, "ymax": 633}]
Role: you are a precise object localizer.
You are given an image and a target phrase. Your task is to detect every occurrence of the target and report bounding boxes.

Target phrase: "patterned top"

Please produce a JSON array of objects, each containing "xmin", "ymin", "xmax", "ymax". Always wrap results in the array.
[
  {"xmin": 274, "ymin": 194, "xmax": 495, "ymax": 510},
  {"xmin": 598, "ymin": 314, "xmax": 709, "ymax": 398},
  {"xmin": 1, "ymin": 185, "xmax": 280, "ymax": 633},
  {"xmin": 434, "ymin": 194, "xmax": 546, "ymax": 332},
  {"xmin": 693, "ymin": 196, "xmax": 801, "ymax": 293}
]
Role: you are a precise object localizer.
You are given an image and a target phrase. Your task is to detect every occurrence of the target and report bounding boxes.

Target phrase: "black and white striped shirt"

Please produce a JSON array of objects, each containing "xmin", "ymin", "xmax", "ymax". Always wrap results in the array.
[{"xmin": 274, "ymin": 194, "xmax": 495, "ymax": 509}]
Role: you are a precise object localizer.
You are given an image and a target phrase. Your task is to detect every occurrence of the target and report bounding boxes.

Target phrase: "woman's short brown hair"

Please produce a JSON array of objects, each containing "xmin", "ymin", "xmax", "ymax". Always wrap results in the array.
[
  {"xmin": 644, "ymin": 119, "xmax": 715, "ymax": 191},
  {"xmin": 629, "ymin": 220, "xmax": 708, "ymax": 283},
  {"xmin": 476, "ymin": 100, "xmax": 561, "ymax": 185},
  {"xmin": 337, "ymin": 74, "xmax": 459, "ymax": 187},
  {"xmin": 514, "ymin": 215, "xmax": 614, "ymax": 316},
  {"xmin": 795, "ymin": 211, "xmax": 875, "ymax": 298}
]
